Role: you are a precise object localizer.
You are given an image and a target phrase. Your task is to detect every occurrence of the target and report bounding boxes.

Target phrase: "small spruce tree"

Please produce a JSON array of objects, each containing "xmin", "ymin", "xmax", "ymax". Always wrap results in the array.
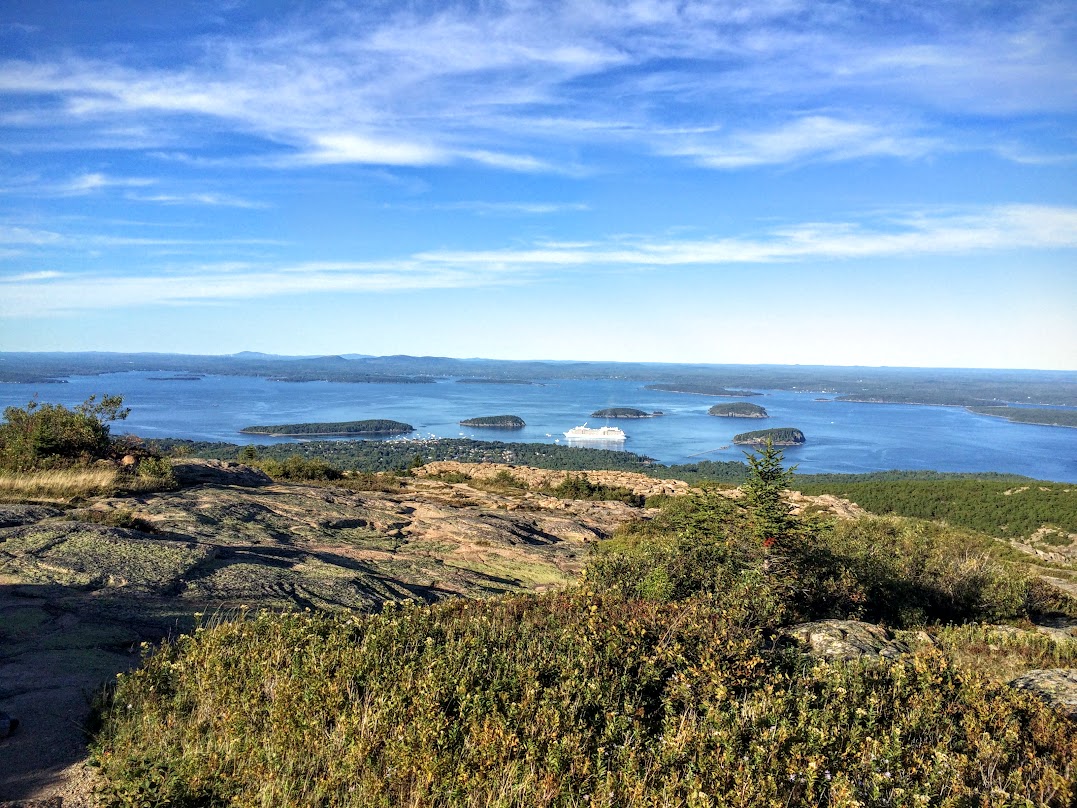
[{"xmin": 741, "ymin": 437, "xmax": 797, "ymax": 547}]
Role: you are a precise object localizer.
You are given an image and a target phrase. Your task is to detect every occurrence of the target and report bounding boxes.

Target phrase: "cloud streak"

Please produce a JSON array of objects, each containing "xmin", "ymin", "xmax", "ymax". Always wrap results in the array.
[{"xmin": 5, "ymin": 204, "xmax": 1074, "ymax": 315}]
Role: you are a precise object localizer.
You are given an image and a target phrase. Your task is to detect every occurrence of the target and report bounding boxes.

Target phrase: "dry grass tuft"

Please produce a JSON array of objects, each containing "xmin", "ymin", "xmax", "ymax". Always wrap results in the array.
[{"xmin": 0, "ymin": 467, "xmax": 120, "ymax": 501}]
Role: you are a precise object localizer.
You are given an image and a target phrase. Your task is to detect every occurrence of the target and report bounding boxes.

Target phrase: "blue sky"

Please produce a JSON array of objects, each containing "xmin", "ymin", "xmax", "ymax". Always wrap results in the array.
[{"xmin": 0, "ymin": 0, "xmax": 1075, "ymax": 369}]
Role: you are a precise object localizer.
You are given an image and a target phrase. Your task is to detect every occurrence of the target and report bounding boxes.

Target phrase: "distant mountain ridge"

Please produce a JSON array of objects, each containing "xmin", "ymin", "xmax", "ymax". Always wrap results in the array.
[{"xmin": 1, "ymin": 352, "xmax": 1075, "ymax": 407}]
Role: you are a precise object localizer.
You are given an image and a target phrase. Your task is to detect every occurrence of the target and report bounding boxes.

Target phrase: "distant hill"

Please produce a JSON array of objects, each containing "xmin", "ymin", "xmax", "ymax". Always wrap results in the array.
[{"xmin": 2, "ymin": 352, "xmax": 1076, "ymax": 407}]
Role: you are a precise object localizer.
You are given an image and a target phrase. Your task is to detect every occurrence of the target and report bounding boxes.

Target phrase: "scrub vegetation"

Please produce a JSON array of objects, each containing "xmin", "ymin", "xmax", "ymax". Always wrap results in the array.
[
  {"xmin": 90, "ymin": 442, "xmax": 1077, "ymax": 807},
  {"xmin": 0, "ymin": 395, "xmax": 175, "ymax": 499}
]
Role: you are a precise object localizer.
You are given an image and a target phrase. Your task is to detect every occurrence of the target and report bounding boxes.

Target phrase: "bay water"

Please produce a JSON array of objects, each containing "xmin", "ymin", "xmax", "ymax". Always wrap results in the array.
[{"xmin": 2, "ymin": 372, "xmax": 1076, "ymax": 482}]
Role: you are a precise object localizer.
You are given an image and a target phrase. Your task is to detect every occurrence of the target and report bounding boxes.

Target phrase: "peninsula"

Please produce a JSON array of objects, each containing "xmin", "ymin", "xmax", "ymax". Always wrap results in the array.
[
  {"xmin": 966, "ymin": 406, "xmax": 1077, "ymax": 429},
  {"xmin": 456, "ymin": 378, "xmax": 535, "ymax": 385},
  {"xmin": 240, "ymin": 419, "xmax": 414, "ymax": 437},
  {"xmin": 708, "ymin": 402, "xmax": 768, "ymax": 418},
  {"xmin": 733, "ymin": 427, "xmax": 806, "ymax": 446},
  {"xmin": 646, "ymin": 383, "xmax": 762, "ymax": 397}
]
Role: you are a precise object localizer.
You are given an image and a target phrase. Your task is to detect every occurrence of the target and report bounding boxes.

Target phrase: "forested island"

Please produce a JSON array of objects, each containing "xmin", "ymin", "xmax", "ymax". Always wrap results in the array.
[
  {"xmin": 645, "ymin": 383, "xmax": 762, "ymax": 397},
  {"xmin": 708, "ymin": 402, "xmax": 768, "ymax": 418},
  {"xmin": 459, "ymin": 415, "xmax": 526, "ymax": 428},
  {"xmin": 590, "ymin": 407, "xmax": 661, "ymax": 418},
  {"xmin": 240, "ymin": 420, "xmax": 414, "ymax": 436},
  {"xmin": 733, "ymin": 427, "xmax": 805, "ymax": 446}
]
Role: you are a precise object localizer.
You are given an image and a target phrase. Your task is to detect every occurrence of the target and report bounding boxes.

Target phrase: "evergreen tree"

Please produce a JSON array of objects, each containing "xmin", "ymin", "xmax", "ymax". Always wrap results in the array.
[{"xmin": 741, "ymin": 437, "xmax": 797, "ymax": 546}]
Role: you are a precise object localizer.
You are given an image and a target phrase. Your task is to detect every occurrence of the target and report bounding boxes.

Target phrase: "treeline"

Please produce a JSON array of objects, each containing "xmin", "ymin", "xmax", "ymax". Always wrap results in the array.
[
  {"xmin": 796, "ymin": 478, "xmax": 1077, "ymax": 540},
  {"xmin": 967, "ymin": 406, "xmax": 1077, "ymax": 428},
  {"xmin": 645, "ymin": 383, "xmax": 761, "ymax": 396},
  {"xmin": 240, "ymin": 420, "xmax": 413, "ymax": 436},
  {"xmin": 150, "ymin": 437, "xmax": 660, "ymax": 474}
]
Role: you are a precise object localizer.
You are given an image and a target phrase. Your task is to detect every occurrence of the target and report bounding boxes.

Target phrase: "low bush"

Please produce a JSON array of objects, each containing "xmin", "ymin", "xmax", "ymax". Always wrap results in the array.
[
  {"xmin": 340, "ymin": 471, "xmax": 405, "ymax": 492},
  {"xmin": 255, "ymin": 456, "xmax": 343, "ymax": 481},
  {"xmin": 89, "ymin": 442, "xmax": 1077, "ymax": 806},
  {"xmin": 68, "ymin": 508, "xmax": 159, "ymax": 533},
  {"xmin": 92, "ymin": 595, "xmax": 1077, "ymax": 807},
  {"xmin": 134, "ymin": 455, "xmax": 176, "ymax": 487},
  {"xmin": 546, "ymin": 474, "xmax": 645, "ymax": 507}
]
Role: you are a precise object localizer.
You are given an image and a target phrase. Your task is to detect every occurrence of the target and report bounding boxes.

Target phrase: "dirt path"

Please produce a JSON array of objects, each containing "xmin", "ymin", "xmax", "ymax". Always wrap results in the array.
[{"xmin": 0, "ymin": 587, "xmax": 144, "ymax": 806}]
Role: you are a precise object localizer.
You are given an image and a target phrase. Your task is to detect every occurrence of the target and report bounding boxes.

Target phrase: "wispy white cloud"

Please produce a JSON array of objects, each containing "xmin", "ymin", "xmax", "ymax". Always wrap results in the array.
[
  {"xmin": 664, "ymin": 116, "xmax": 938, "ymax": 168},
  {"xmin": 401, "ymin": 201, "xmax": 590, "ymax": 215},
  {"xmin": 0, "ymin": 223, "xmax": 279, "ymax": 252},
  {"xmin": 0, "ymin": 270, "xmax": 65, "ymax": 282},
  {"xmin": 59, "ymin": 172, "xmax": 156, "ymax": 194},
  {"xmin": 126, "ymin": 191, "xmax": 268, "ymax": 209},
  {"xmin": 5, "ymin": 204, "xmax": 1074, "ymax": 315},
  {"xmin": 0, "ymin": 22, "xmax": 38, "ymax": 36},
  {"xmin": 0, "ymin": 224, "xmax": 64, "ymax": 245},
  {"xmin": 1, "ymin": 1, "xmax": 1071, "ymax": 170}
]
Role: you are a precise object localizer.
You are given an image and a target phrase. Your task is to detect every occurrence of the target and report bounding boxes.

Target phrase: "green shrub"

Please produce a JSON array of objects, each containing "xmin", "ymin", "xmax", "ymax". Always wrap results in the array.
[
  {"xmin": 429, "ymin": 470, "xmax": 472, "ymax": 484},
  {"xmin": 255, "ymin": 456, "xmax": 343, "ymax": 481},
  {"xmin": 135, "ymin": 456, "xmax": 175, "ymax": 485},
  {"xmin": 0, "ymin": 395, "xmax": 129, "ymax": 471},
  {"xmin": 547, "ymin": 474, "xmax": 645, "ymax": 506},
  {"xmin": 92, "ymin": 596, "xmax": 1077, "ymax": 807},
  {"xmin": 341, "ymin": 471, "xmax": 404, "ymax": 492},
  {"xmin": 822, "ymin": 516, "xmax": 1052, "ymax": 626}
]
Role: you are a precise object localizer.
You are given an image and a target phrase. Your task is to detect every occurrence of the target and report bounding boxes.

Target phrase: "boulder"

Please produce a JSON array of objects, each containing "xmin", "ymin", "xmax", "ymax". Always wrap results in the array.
[
  {"xmin": 0, "ymin": 504, "xmax": 64, "ymax": 528},
  {"xmin": 1008, "ymin": 669, "xmax": 1077, "ymax": 718},
  {"xmin": 779, "ymin": 619, "xmax": 909, "ymax": 661},
  {"xmin": 171, "ymin": 459, "xmax": 273, "ymax": 488}
]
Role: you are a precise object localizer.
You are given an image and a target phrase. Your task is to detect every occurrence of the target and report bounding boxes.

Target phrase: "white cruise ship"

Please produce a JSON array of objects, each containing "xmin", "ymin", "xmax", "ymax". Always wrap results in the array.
[{"xmin": 563, "ymin": 424, "xmax": 626, "ymax": 441}]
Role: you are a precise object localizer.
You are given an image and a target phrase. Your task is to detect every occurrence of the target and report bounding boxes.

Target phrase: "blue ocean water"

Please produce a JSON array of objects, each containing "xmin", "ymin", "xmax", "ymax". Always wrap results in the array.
[{"xmin": 2, "ymin": 372, "xmax": 1076, "ymax": 482}]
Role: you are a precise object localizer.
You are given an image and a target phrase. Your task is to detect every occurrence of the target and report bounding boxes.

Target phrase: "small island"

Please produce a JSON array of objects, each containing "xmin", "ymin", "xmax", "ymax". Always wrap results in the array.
[
  {"xmin": 240, "ymin": 419, "xmax": 414, "ymax": 437},
  {"xmin": 459, "ymin": 415, "xmax": 526, "ymax": 429},
  {"xmin": 645, "ymin": 383, "xmax": 762, "ymax": 397},
  {"xmin": 590, "ymin": 407, "xmax": 662, "ymax": 419},
  {"xmin": 708, "ymin": 402, "xmax": 768, "ymax": 418},
  {"xmin": 733, "ymin": 427, "xmax": 805, "ymax": 446}
]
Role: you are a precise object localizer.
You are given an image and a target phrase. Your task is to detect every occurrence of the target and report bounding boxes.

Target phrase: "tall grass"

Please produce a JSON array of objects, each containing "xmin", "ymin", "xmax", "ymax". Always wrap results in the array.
[
  {"xmin": 0, "ymin": 467, "xmax": 119, "ymax": 501},
  {"xmin": 0, "ymin": 461, "xmax": 176, "ymax": 503}
]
